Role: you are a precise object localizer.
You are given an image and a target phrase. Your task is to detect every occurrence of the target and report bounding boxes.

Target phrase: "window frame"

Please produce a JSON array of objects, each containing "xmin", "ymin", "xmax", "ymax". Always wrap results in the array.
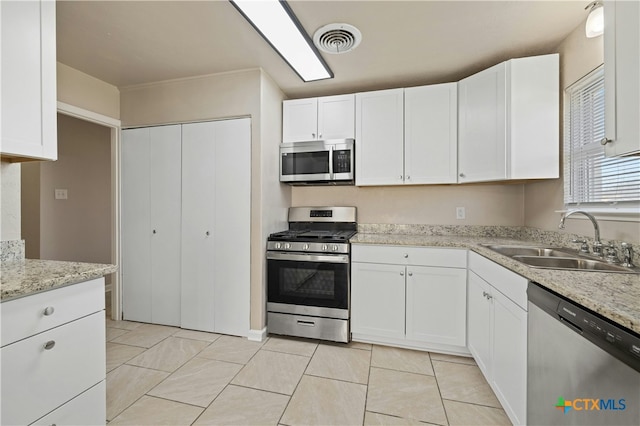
[{"xmin": 562, "ymin": 65, "xmax": 640, "ymax": 220}]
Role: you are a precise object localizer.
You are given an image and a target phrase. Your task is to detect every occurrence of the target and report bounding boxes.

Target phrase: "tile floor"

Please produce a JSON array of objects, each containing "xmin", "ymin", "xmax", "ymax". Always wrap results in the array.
[{"xmin": 104, "ymin": 309, "xmax": 511, "ymax": 425}]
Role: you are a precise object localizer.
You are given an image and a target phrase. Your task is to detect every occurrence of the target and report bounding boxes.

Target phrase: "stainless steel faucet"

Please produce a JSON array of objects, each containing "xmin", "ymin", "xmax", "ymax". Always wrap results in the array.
[{"xmin": 558, "ymin": 210, "xmax": 604, "ymax": 256}]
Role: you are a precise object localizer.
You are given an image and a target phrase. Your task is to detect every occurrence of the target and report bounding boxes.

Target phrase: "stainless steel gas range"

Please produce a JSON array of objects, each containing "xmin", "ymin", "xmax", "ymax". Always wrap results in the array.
[{"xmin": 266, "ymin": 206, "xmax": 357, "ymax": 343}]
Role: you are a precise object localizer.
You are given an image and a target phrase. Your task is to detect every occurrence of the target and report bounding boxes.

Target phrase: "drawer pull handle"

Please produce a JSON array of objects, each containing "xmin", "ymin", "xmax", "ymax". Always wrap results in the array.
[
  {"xmin": 43, "ymin": 306, "xmax": 55, "ymax": 316},
  {"xmin": 297, "ymin": 320, "xmax": 315, "ymax": 327},
  {"xmin": 44, "ymin": 340, "xmax": 56, "ymax": 350}
]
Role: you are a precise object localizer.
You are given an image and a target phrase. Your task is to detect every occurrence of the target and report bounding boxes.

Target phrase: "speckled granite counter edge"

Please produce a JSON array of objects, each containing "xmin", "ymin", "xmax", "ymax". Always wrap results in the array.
[
  {"xmin": 1, "ymin": 259, "xmax": 118, "ymax": 302},
  {"xmin": 0, "ymin": 240, "xmax": 25, "ymax": 262},
  {"xmin": 350, "ymin": 231, "xmax": 640, "ymax": 334}
]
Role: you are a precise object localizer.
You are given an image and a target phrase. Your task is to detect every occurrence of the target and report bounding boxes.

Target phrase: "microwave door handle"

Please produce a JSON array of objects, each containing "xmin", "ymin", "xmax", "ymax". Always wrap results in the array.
[{"xmin": 329, "ymin": 146, "xmax": 334, "ymax": 180}]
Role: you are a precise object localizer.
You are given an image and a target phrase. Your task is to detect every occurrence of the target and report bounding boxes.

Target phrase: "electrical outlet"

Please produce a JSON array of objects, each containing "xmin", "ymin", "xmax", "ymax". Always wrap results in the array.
[
  {"xmin": 55, "ymin": 189, "xmax": 68, "ymax": 200},
  {"xmin": 456, "ymin": 207, "xmax": 466, "ymax": 220}
]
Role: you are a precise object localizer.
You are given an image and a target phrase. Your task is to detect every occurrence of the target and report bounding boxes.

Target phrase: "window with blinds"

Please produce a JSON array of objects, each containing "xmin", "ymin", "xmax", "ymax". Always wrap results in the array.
[{"xmin": 564, "ymin": 65, "xmax": 640, "ymax": 206}]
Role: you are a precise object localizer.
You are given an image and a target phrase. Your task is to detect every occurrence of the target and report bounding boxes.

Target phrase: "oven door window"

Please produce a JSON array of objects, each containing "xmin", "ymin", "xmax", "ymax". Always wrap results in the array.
[
  {"xmin": 281, "ymin": 151, "xmax": 329, "ymax": 175},
  {"xmin": 267, "ymin": 258, "xmax": 348, "ymax": 309}
]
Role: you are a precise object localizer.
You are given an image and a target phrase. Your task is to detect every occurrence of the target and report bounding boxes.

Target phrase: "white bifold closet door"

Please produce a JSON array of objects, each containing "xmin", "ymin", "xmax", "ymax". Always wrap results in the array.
[
  {"xmin": 180, "ymin": 118, "xmax": 251, "ymax": 335},
  {"xmin": 121, "ymin": 125, "xmax": 182, "ymax": 326}
]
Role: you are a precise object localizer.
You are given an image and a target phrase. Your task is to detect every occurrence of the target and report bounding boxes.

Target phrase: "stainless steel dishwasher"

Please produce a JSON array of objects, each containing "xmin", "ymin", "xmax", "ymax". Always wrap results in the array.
[{"xmin": 527, "ymin": 282, "xmax": 640, "ymax": 425}]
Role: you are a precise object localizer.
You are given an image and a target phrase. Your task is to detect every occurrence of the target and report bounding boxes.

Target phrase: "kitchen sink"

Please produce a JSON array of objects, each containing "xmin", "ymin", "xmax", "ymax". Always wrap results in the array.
[
  {"xmin": 480, "ymin": 244, "xmax": 639, "ymax": 274},
  {"xmin": 512, "ymin": 255, "xmax": 635, "ymax": 273},
  {"xmin": 481, "ymin": 245, "xmax": 576, "ymax": 258}
]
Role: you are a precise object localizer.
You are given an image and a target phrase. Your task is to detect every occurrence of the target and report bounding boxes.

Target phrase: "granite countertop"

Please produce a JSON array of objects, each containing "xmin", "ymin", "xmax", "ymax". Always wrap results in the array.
[
  {"xmin": 351, "ymin": 233, "xmax": 640, "ymax": 334},
  {"xmin": 1, "ymin": 259, "xmax": 118, "ymax": 302}
]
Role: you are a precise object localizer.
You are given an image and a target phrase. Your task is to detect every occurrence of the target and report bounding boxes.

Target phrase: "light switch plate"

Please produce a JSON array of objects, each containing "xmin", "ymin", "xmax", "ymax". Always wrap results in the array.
[
  {"xmin": 456, "ymin": 206, "xmax": 466, "ymax": 220},
  {"xmin": 55, "ymin": 189, "xmax": 68, "ymax": 200}
]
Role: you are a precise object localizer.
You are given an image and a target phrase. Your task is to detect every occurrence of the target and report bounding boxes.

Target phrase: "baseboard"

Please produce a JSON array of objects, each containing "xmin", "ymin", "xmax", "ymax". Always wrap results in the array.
[{"xmin": 247, "ymin": 327, "xmax": 267, "ymax": 342}]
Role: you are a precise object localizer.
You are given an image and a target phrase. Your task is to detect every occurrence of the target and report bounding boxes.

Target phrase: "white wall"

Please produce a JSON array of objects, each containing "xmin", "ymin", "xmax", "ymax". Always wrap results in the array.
[
  {"xmin": 523, "ymin": 19, "xmax": 639, "ymax": 244},
  {"xmin": 30, "ymin": 114, "xmax": 112, "ymax": 263}
]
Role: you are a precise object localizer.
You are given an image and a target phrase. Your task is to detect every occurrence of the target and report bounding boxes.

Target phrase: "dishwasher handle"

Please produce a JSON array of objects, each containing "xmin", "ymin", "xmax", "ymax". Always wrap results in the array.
[{"xmin": 558, "ymin": 315, "xmax": 583, "ymax": 335}]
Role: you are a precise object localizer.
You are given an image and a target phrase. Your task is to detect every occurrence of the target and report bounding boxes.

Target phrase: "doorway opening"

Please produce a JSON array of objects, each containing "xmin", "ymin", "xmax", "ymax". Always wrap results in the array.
[{"xmin": 21, "ymin": 102, "xmax": 121, "ymax": 320}]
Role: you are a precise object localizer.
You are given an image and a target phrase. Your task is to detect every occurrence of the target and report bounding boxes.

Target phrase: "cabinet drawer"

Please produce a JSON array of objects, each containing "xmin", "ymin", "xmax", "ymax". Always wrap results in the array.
[
  {"xmin": 32, "ymin": 380, "xmax": 105, "ymax": 426},
  {"xmin": 1, "ymin": 312, "xmax": 106, "ymax": 426},
  {"xmin": 468, "ymin": 251, "xmax": 528, "ymax": 310},
  {"xmin": 352, "ymin": 244, "xmax": 466, "ymax": 268},
  {"xmin": 1, "ymin": 277, "xmax": 104, "ymax": 346}
]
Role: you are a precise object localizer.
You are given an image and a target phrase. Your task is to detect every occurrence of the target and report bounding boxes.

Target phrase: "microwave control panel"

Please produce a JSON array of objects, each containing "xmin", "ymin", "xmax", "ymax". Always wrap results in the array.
[{"xmin": 333, "ymin": 150, "xmax": 351, "ymax": 173}]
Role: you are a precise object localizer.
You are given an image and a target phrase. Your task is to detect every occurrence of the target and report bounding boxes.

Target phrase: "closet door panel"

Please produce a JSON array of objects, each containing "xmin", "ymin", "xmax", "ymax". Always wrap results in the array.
[
  {"xmin": 181, "ymin": 122, "xmax": 217, "ymax": 332},
  {"xmin": 121, "ymin": 128, "xmax": 152, "ymax": 322},
  {"xmin": 149, "ymin": 125, "xmax": 182, "ymax": 326},
  {"xmin": 213, "ymin": 118, "xmax": 251, "ymax": 336}
]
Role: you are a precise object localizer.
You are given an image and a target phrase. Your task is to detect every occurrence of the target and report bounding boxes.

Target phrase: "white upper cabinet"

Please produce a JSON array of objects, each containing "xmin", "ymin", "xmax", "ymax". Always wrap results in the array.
[
  {"xmin": 1, "ymin": 0, "xmax": 57, "ymax": 161},
  {"xmin": 282, "ymin": 94, "xmax": 355, "ymax": 142},
  {"xmin": 355, "ymin": 89, "xmax": 405, "ymax": 185},
  {"xmin": 404, "ymin": 83, "xmax": 458, "ymax": 184},
  {"xmin": 603, "ymin": 0, "xmax": 640, "ymax": 157},
  {"xmin": 458, "ymin": 54, "xmax": 559, "ymax": 183},
  {"xmin": 356, "ymin": 85, "xmax": 458, "ymax": 186}
]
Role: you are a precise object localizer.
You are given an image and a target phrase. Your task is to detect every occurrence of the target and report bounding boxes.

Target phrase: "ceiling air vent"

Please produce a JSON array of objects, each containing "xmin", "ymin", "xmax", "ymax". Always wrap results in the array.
[{"xmin": 313, "ymin": 23, "xmax": 362, "ymax": 54}]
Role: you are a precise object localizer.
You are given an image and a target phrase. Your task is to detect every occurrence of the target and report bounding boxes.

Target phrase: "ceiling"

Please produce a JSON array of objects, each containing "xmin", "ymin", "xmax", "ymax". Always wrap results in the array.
[{"xmin": 56, "ymin": 1, "xmax": 587, "ymax": 98}]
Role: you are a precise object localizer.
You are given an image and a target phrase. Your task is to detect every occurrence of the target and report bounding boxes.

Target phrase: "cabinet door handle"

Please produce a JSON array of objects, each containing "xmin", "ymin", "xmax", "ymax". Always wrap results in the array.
[
  {"xmin": 404, "ymin": 253, "xmax": 409, "ymax": 258},
  {"xmin": 459, "ymin": 173, "xmax": 465, "ymax": 178},
  {"xmin": 43, "ymin": 306, "xmax": 55, "ymax": 316},
  {"xmin": 408, "ymin": 272, "xmax": 413, "ymax": 277},
  {"xmin": 44, "ymin": 340, "xmax": 56, "ymax": 350},
  {"xmin": 312, "ymin": 132, "xmax": 316, "ymax": 139},
  {"xmin": 152, "ymin": 229, "xmax": 157, "ymax": 234},
  {"xmin": 319, "ymin": 133, "xmax": 322, "ymax": 138},
  {"xmin": 399, "ymin": 175, "xmax": 403, "ymax": 180},
  {"xmin": 205, "ymin": 231, "xmax": 210, "ymax": 236},
  {"xmin": 400, "ymin": 271, "xmax": 404, "ymax": 276},
  {"xmin": 600, "ymin": 137, "xmax": 612, "ymax": 146}
]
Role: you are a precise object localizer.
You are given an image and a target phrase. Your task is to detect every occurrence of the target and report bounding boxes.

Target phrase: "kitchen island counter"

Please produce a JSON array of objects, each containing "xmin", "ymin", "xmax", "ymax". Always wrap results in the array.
[
  {"xmin": 1, "ymin": 259, "xmax": 117, "ymax": 302},
  {"xmin": 351, "ymin": 232, "xmax": 640, "ymax": 334}
]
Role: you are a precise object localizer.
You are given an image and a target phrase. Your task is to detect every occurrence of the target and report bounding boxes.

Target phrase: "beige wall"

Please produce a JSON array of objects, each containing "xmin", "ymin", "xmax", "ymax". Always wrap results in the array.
[
  {"xmin": 121, "ymin": 68, "xmax": 291, "ymax": 332},
  {"xmin": 258, "ymin": 72, "xmax": 290, "ymax": 327},
  {"xmin": 1, "ymin": 161, "xmax": 21, "ymax": 241},
  {"xmin": 22, "ymin": 114, "xmax": 112, "ymax": 263},
  {"xmin": 57, "ymin": 62, "xmax": 121, "ymax": 119},
  {"xmin": 292, "ymin": 183, "xmax": 525, "ymax": 226},
  {"xmin": 1, "ymin": 63, "xmax": 117, "ymax": 247},
  {"xmin": 523, "ymin": 20, "xmax": 640, "ymax": 244},
  {"xmin": 20, "ymin": 162, "xmax": 40, "ymax": 258}
]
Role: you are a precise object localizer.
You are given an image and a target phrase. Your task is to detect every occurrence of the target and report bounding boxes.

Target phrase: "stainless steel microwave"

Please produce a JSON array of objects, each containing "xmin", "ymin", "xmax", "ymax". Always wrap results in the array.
[{"xmin": 279, "ymin": 139, "xmax": 355, "ymax": 185}]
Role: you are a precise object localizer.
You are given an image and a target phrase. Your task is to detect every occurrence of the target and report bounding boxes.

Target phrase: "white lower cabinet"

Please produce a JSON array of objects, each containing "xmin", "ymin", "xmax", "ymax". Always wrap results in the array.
[
  {"xmin": 32, "ymin": 381, "xmax": 106, "ymax": 426},
  {"xmin": 351, "ymin": 244, "xmax": 468, "ymax": 354},
  {"xmin": 1, "ymin": 278, "xmax": 106, "ymax": 425},
  {"xmin": 467, "ymin": 251, "xmax": 527, "ymax": 425}
]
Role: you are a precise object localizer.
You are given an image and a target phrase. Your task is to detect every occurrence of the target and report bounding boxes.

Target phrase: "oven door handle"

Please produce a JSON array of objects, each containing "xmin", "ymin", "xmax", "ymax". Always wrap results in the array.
[{"xmin": 267, "ymin": 252, "xmax": 349, "ymax": 264}]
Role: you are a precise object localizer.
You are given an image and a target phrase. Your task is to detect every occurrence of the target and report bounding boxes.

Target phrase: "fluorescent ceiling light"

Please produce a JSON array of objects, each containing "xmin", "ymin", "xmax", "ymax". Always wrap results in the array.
[{"xmin": 230, "ymin": 0, "xmax": 333, "ymax": 82}]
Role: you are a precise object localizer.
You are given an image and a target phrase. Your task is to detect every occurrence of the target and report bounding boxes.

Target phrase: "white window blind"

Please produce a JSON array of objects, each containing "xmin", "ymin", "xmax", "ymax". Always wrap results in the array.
[{"xmin": 564, "ymin": 66, "xmax": 640, "ymax": 206}]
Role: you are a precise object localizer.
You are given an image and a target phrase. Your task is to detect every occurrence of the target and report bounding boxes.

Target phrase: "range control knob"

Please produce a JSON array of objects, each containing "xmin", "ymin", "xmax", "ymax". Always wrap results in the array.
[
  {"xmin": 284, "ymin": 243, "xmax": 291, "ymax": 250},
  {"xmin": 303, "ymin": 244, "xmax": 310, "ymax": 250},
  {"xmin": 332, "ymin": 245, "xmax": 339, "ymax": 252},
  {"xmin": 322, "ymin": 244, "xmax": 328, "ymax": 251},
  {"xmin": 275, "ymin": 242, "xmax": 282, "ymax": 249}
]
